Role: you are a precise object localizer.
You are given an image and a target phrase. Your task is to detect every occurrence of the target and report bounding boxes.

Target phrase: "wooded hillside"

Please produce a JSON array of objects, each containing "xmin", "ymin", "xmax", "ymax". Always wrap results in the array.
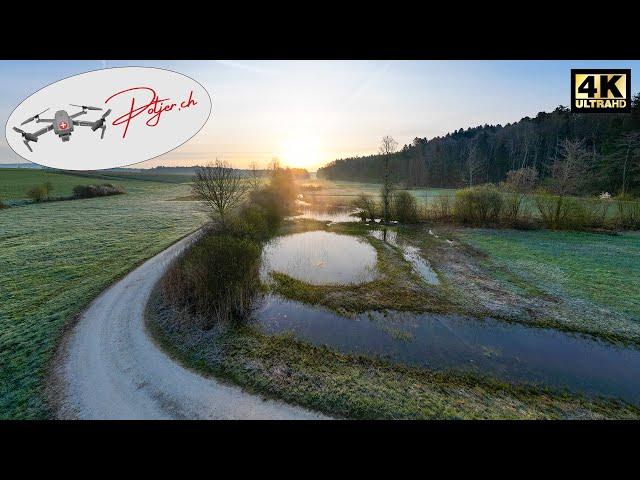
[{"xmin": 318, "ymin": 94, "xmax": 640, "ymax": 195}]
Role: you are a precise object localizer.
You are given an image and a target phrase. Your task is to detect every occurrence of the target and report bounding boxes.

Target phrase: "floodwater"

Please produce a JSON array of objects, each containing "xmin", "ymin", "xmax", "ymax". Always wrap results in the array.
[
  {"xmin": 253, "ymin": 295, "xmax": 640, "ymax": 404},
  {"xmin": 261, "ymin": 231, "xmax": 378, "ymax": 285},
  {"xmin": 263, "ymin": 209, "xmax": 639, "ymax": 402},
  {"xmin": 291, "ymin": 203, "xmax": 360, "ymax": 223},
  {"xmin": 369, "ymin": 229, "xmax": 439, "ymax": 285}
]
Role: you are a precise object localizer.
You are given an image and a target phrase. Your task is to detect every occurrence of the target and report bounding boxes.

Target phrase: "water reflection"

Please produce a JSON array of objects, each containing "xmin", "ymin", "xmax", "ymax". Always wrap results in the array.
[
  {"xmin": 261, "ymin": 231, "xmax": 378, "ymax": 285},
  {"xmin": 254, "ymin": 295, "xmax": 640, "ymax": 404},
  {"xmin": 290, "ymin": 203, "xmax": 360, "ymax": 223}
]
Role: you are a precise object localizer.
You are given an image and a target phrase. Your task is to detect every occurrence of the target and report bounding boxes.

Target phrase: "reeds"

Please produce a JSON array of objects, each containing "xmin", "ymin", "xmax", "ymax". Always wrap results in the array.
[
  {"xmin": 163, "ymin": 234, "xmax": 262, "ymax": 327},
  {"xmin": 615, "ymin": 199, "xmax": 640, "ymax": 229},
  {"xmin": 393, "ymin": 191, "xmax": 419, "ymax": 224}
]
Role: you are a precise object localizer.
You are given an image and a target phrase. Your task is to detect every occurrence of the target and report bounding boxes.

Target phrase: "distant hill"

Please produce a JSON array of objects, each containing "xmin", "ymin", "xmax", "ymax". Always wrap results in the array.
[
  {"xmin": 140, "ymin": 165, "xmax": 311, "ymax": 179},
  {"xmin": 127, "ymin": 166, "xmax": 200, "ymax": 175},
  {"xmin": 1, "ymin": 164, "xmax": 310, "ymax": 182},
  {"xmin": 0, "ymin": 162, "xmax": 311, "ymax": 184},
  {"xmin": 318, "ymin": 97, "xmax": 640, "ymax": 196},
  {"xmin": 0, "ymin": 163, "xmax": 42, "ymax": 169}
]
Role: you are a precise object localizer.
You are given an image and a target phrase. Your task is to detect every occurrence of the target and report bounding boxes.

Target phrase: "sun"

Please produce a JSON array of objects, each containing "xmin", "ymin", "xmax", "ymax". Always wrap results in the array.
[{"xmin": 280, "ymin": 136, "xmax": 322, "ymax": 170}]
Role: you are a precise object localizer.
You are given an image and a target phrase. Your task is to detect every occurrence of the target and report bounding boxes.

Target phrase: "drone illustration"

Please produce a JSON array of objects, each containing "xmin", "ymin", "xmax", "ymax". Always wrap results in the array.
[{"xmin": 12, "ymin": 104, "xmax": 112, "ymax": 152}]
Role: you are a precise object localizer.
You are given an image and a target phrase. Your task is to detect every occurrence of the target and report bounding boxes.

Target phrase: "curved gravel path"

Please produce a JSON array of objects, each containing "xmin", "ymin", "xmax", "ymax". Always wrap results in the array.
[{"xmin": 52, "ymin": 230, "xmax": 326, "ymax": 420}]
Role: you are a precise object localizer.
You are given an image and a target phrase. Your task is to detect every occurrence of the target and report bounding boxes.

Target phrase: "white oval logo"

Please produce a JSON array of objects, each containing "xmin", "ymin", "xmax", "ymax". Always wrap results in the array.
[{"xmin": 4, "ymin": 67, "xmax": 211, "ymax": 170}]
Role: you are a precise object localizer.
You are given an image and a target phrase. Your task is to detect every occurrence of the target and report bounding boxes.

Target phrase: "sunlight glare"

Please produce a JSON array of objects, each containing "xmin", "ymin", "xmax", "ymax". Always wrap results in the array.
[{"xmin": 280, "ymin": 136, "xmax": 322, "ymax": 170}]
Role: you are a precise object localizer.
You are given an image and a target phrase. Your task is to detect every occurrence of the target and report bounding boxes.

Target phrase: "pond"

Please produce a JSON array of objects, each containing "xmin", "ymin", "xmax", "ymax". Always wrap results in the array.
[
  {"xmin": 253, "ymin": 295, "xmax": 640, "ymax": 405},
  {"xmin": 261, "ymin": 230, "xmax": 378, "ymax": 285}
]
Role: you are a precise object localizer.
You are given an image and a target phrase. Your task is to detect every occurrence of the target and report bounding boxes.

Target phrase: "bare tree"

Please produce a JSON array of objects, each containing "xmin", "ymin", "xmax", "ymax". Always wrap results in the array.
[
  {"xmin": 464, "ymin": 142, "xmax": 483, "ymax": 187},
  {"xmin": 503, "ymin": 166, "xmax": 539, "ymax": 222},
  {"xmin": 192, "ymin": 159, "xmax": 250, "ymax": 227},
  {"xmin": 518, "ymin": 122, "xmax": 538, "ymax": 168},
  {"xmin": 547, "ymin": 139, "xmax": 591, "ymax": 196},
  {"xmin": 379, "ymin": 135, "xmax": 397, "ymax": 223},
  {"xmin": 269, "ymin": 157, "xmax": 281, "ymax": 172},
  {"xmin": 248, "ymin": 161, "xmax": 262, "ymax": 191},
  {"xmin": 614, "ymin": 132, "xmax": 640, "ymax": 196},
  {"xmin": 410, "ymin": 137, "xmax": 430, "ymax": 206}
]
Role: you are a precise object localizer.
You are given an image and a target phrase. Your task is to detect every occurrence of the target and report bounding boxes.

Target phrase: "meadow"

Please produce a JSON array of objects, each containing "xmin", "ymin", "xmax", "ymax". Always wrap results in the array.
[
  {"xmin": 300, "ymin": 175, "xmax": 456, "ymax": 206},
  {"xmin": 461, "ymin": 229, "xmax": 640, "ymax": 325},
  {"xmin": 0, "ymin": 169, "xmax": 206, "ymax": 418},
  {"xmin": 79, "ymin": 170, "xmax": 195, "ymax": 184},
  {"xmin": 1, "ymin": 168, "xmax": 114, "ymax": 201},
  {"xmin": 2, "ymin": 168, "xmax": 639, "ymax": 419}
]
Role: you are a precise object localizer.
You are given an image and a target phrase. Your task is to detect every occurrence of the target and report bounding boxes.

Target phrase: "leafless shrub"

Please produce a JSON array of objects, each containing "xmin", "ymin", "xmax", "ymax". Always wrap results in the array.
[
  {"xmin": 26, "ymin": 181, "xmax": 54, "ymax": 202},
  {"xmin": 393, "ymin": 191, "xmax": 419, "ymax": 223},
  {"xmin": 454, "ymin": 185, "xmax": 503, "ymax": 225},
  {"xmin": 547, "ymin": 139, "xmax": 591, "ymax": 196},
  {"xmin": 352, "ymin": 193, "xmax": 378, "ymax": 222},
  {"xmin": 72, "ymin": 184, "xmax": 125, "ymax": 198},
  {"xmin": 433, "ymin": 195, "xmax": 453, "ymax": 220},
  {"xmin": 615, "ymin": 199, "xmax": 640, "ymax": 229},
  {"xmin": 581, "ymin": 197, "xmax": 608, "ymax": 228},
  {"xmin": 248, "ymin": 161, "xmax": 262, "ymax": 191},
  {"xmin": 162, "ymin": 233, "xmax": 262, "ymax": 327},
  {"xmin": 192, "ymin": 159, "xmax": 250, "ymax": 228},
  {"xmin": 502, "ymin": 167, "xmax": 538, "ymax": 224}
]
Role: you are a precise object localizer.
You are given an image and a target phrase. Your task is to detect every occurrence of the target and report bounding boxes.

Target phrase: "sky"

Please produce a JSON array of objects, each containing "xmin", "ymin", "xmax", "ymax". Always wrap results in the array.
[{"xmin": 1, "ymin": 60, "xmax": 638, "ymax": 171}]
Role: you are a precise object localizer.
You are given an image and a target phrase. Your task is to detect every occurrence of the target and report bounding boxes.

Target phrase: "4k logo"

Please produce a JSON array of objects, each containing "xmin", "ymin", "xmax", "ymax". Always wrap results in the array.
[{"xmin": 571, "ymin": 69, "xmax": 631, "ymax": 113}]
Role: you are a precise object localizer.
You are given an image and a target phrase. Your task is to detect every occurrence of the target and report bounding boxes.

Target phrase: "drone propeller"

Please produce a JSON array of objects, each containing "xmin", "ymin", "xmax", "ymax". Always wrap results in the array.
[
  {"xmin": 20, "ymin": 108, "xmax": 49, "ymax": 125},
  {"xmin": 13, "ymin": 126, "xmax": 38, "ymax": 143},
  {"xmin": 92, "ymin": 109, "xmax": 111, "ymax": 132},
  {"xmin": 70, "ymin": 104, "xmax": 103, "ymax": 111},
  {"xmin": 13, "ymin": 127, "xmax": 37, "ymax": 151}
]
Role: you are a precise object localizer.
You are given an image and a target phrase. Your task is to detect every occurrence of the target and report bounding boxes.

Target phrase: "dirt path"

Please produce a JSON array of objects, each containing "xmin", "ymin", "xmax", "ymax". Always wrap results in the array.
[{"xmin": 52, "ymin": 231, "xmax": 327, "ymax": 420}]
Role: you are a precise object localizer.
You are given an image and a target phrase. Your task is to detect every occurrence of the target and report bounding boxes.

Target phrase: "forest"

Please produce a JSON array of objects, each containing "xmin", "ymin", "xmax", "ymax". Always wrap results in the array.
[{"xmin": 318, "ymin": 93, "xmax": 640, "ymax": 196}]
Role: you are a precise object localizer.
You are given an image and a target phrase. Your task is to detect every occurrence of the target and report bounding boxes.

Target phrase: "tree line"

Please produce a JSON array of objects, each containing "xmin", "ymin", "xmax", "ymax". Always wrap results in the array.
[{"xmin": 318, "ymin": 93, "xmax": 640, "ymax": 196}]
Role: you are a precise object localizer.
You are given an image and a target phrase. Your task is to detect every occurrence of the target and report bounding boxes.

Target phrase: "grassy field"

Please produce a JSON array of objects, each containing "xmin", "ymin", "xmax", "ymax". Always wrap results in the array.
[
  {"xmin": 460, "ymin": 229, "xmax": 640, "ymax": 325},
  {"xmin": 0, "ymin": 168, "xmax": 193, "ymax": 203},
  {"xmin": 2, "ymin": 168, "xmax": 638, "ymax": 418},
  {"xmin": 81, "ymin": 170, "xmax": 195, "ymax": 184},
  {"xmin": 0, "ymin": 168, "xmax": 118, "ymax": 200},
  {"xmin": 0, "ymin": 172, "xmax": 206, "ymax": 418},
  {"xmin": 301, "ymin": 176, "xmax": 456, "ymax": 206}
]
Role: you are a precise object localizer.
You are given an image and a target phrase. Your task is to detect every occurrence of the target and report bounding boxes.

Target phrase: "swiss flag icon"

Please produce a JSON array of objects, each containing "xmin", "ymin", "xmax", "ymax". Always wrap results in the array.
[{"xmin": 58, "ymin": 120, "xmax": 68, "ymax": 130}]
